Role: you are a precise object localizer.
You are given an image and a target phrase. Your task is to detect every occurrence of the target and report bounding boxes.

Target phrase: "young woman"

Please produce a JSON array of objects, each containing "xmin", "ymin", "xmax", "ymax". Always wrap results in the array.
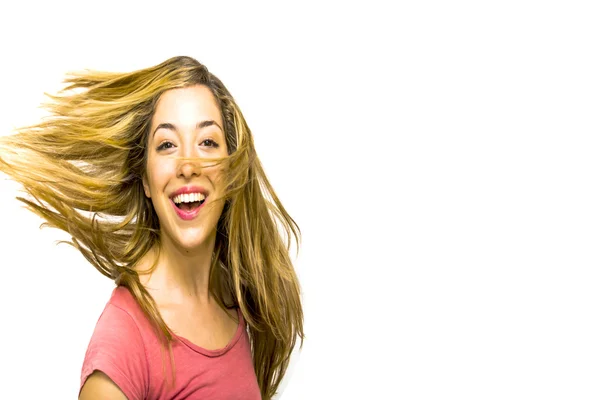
[{"xmin": 0, "ymin": 56, "xmax": 304, "ymax": 399}]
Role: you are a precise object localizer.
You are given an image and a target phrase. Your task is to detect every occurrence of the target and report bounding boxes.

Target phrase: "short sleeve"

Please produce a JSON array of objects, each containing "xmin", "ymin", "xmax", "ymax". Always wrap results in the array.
[{"xmin": 80, "ymin": 303, "xmax": 149, "ymax": 400}]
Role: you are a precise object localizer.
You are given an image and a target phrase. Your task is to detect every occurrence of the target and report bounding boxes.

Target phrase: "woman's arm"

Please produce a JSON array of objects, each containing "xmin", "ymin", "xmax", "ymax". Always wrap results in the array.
[{"xmin": 79, "ymin": 370, "xmax": 129, "ymax": 400}]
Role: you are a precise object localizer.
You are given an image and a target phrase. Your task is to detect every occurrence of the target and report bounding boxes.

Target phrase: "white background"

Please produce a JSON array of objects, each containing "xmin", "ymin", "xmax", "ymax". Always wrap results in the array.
[{"xmin": 0, "ymin": 1, "xmax": 599, "ymax": 399}]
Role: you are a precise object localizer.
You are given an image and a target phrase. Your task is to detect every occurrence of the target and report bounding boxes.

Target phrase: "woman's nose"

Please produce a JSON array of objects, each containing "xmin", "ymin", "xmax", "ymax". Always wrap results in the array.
[
  {"xmin": 176, "ymin": 142, "xmax": 203, "ymax": 178},
  {"xmin": 177, "ymin": 160, "xmax": 202, "ymax": 179}
]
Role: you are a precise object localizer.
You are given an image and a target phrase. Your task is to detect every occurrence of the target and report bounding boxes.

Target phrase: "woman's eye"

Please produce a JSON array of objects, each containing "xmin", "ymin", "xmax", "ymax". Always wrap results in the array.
[
  {"xmin": 156, "ymin": 140, "xmax": 218, "ymax": 151},
  {"xmin": 201, "ymin": 139, "xmax": 219, "ymax": 148},
  {"xmin": 157, "ymin": 141, "xmax": 174, "ymax": 151}
]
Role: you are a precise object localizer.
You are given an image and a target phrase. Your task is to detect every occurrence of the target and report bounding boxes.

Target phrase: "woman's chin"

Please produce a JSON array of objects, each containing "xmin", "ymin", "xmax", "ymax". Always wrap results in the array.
[
  {"xmin": 177, "ymin": 238, "xmax": 208, "ymax": 251},
  {"xmin": 173, "ymin": 231, "xmax": 215, "ymax": 251},
  {"xmin": 161, "ymin": 224, "xmax": 216, "ymax": 252}
]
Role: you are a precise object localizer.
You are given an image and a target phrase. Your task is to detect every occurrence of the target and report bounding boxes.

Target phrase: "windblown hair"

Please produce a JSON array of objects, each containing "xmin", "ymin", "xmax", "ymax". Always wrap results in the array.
[{"xmin": 0, "ymin": 56, "xmax": 303, "ymax": 399}]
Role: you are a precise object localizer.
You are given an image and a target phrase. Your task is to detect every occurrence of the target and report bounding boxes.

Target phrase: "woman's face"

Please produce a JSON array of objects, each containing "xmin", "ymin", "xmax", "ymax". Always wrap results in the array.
[{"xmin": 143, "ymin": 85, "xmax": 228, "ymax": 252}]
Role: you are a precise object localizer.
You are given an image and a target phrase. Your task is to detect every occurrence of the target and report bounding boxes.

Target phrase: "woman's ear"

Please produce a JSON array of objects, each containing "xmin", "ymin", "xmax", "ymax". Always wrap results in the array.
[{"xmin": 142, "ymin": 174, "xmax": 151, "ymax": 198}]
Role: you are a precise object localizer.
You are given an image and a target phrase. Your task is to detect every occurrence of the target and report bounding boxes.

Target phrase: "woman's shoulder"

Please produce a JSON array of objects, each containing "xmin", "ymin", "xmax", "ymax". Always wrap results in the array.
[
  {"xmin": 88, "ymin": 286, "xmax": 147, "ymax": 345},
  {"xmin": 109, "ymin": 286, "xmax": 141, "ymax": 314},
  {"xmin": 80, "ymin": 286, "xmax": 150, "ymax": 400},
  {"xmin": 105, "ymin": 286, "xmax": 157, "ymax": 336}
]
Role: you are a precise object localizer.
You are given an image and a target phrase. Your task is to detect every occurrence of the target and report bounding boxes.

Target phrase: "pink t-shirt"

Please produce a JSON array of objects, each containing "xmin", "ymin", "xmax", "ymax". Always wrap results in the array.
[{"xmin": 80, "ymin": 286, "xmax": 261, "ymax": 400}]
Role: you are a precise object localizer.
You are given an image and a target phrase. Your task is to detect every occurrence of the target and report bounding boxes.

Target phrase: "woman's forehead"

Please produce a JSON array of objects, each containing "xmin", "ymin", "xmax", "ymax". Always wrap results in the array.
[{"xmin": 152, "ymin": 85, "xmax": 223, "ymax": 128}]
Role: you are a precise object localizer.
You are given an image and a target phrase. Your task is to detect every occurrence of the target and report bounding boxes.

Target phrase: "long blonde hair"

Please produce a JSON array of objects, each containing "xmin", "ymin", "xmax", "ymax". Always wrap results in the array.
[{"xmin": 0, "ymin": 56, "xmax": 303, "ymax": 399}]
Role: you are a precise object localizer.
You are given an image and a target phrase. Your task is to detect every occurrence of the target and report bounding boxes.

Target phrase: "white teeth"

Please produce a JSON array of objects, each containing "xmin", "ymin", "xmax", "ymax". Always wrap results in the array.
[{"xmin": 172, "ymin": 192, "xmax": 206, "ymax": 204}]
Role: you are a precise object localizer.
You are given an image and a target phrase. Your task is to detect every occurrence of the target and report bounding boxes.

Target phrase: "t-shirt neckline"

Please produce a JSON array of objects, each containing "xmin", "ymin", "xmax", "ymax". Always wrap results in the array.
[
  {"xmin": 113, "ymin": 286, "xmax": 245, "ymax": 358},
  {"xmin": 173, "ymin": 307, "xmax": 244, "ymax": 357}
]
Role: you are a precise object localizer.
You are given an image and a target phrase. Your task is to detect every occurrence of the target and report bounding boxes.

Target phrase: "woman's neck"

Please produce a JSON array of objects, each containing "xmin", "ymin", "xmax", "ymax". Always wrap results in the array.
[{"xmin": 135, "ymin": 233, "xmax": 217, "ymax": 308}]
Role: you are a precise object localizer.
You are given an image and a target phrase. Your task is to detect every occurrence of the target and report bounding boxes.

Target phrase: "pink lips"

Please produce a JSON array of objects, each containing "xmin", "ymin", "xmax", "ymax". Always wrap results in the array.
[
  {"xmin": 171, "ymin": 198, "xmax": 205, "ymax": 220},
  {"xmin": 169, "ymin": 185, "xmax": 209, "ymax": 221}
]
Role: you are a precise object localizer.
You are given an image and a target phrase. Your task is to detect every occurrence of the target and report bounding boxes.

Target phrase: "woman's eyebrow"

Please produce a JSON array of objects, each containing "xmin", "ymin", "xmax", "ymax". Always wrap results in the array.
[{"xmin": 153, "ymin": 120, "xmax": 223, "ymax": 138}]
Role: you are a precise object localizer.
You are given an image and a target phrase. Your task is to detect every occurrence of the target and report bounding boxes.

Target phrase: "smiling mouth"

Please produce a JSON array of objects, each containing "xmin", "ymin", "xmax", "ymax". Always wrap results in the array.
[{"xmin": 174, "ymin": 199, "xmax": 206, "ymax": 211}]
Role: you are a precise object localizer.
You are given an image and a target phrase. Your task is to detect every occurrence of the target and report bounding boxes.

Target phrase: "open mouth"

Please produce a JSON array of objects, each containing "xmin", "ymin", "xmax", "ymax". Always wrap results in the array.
[
  {"xmin": 169, "ymin": 189, "xmax": 208, "ymax": 219},
  {"xmin": 170, "ymin": 191, "xmax": 208, "ymax": 215},
  {"xmin": 174, "ymin": 198, "xmax": 206, "ymax": 211}
]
